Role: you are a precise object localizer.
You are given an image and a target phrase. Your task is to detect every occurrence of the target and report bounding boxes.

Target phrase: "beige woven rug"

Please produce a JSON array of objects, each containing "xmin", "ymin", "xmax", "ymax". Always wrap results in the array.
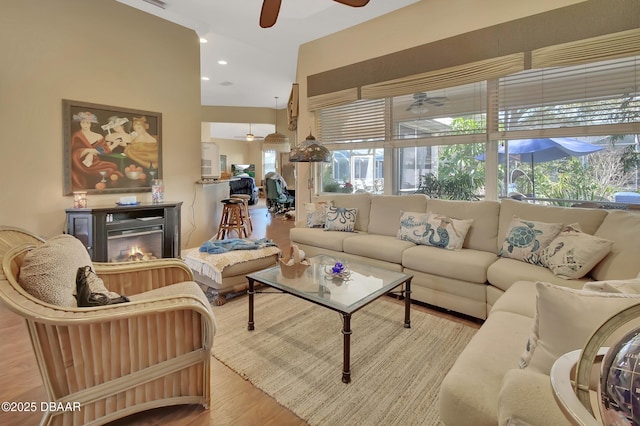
[{"xmin": 211, "ymin": 295, "xmax": 476, "ymax": 425}]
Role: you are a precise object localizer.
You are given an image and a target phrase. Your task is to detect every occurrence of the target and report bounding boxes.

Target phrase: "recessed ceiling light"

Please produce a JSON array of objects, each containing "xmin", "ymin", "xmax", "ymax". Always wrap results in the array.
[
  {"xmin": 220, "ymin": 81, "xmax": 233, "ymax": 86},
  {"xmin": 217, "ymin": 60, "xmax": 228, "ymax": 65},
  {"xmin": 201, "ymin": 77, "xmax": 210, "ymax": 81},
  {"xmin": 199, "ymin": 37, "xmax": 208, "ymax": 43}
]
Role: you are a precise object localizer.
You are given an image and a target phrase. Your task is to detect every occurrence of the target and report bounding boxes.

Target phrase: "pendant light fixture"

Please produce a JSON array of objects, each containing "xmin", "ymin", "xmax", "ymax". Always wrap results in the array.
[
  {"xmin": 289, "ymin": 131, "xmax": 331, "ymax": 163},
  {"xmin": 263, "ymin": 97, "xmax": 290, "ymax": 152}
]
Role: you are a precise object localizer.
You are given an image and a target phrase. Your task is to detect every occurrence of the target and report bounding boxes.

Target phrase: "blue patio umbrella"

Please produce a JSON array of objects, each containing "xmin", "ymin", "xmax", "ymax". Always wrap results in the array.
[{"xmin": 475, "ymin": 138, "xmax": 605, "ymax": 196}]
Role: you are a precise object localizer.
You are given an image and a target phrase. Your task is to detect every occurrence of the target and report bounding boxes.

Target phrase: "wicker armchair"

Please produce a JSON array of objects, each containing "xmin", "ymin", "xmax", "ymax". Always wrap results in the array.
[{"xmin": 0, "ymin": 226, "xmax": 216, "ymax": 425}]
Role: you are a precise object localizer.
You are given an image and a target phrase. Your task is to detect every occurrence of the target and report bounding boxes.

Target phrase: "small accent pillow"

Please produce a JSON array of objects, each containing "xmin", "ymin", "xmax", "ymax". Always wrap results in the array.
[
  {"xmin": 519, "ymin": 281, "xmax": 640, "ymax": 375},
  {"xmin": 324, "ymin": 207, "xmax": 358, "ymax": 232},
  {"xmin": 397, "ymin": 211, "xmax": 432, "ymax": 245},
  {"xmin": 499, "ymin": 217, "xmax": 562, "ymax": 264},
  {"xmin": 19, "ymin": 234, "xmax": 123, "ymax": 307},
  {"xmin": 423, "ymin": 213, "xmax": 473, "ymax": 250},
  {"xmin": 305, "ymin": 201, "xmax": 333, "ymax": 228},
  {"xmin": 583, "ymin": 273, "xmax": 640, "ymax": 294},
  {"xmin": 540, "ymin": 223, "xmax": 613, "ymax": 279}
]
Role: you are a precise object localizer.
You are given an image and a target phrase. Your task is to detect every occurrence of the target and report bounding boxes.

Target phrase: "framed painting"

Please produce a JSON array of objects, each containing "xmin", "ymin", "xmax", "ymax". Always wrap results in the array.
[{"xmin": 63, "ymin": 99, "xmax": 162, "ymax": 195}]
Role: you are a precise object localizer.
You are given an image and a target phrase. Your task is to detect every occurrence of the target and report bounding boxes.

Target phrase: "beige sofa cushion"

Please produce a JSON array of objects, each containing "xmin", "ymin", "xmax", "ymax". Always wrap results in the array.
[
  {"xmin": 592, "ymin": 210, "xmax": 640, "ymax": 280},
  {"xmin": 289, "ymin": 227, "xmax": 362, "ymax": 252},
  {"xmin": 487, "ymin": 258, "xmax": 590, "ymax": 293},
  {"xmin": 439, "ymin": 310, "xmax": 531, "ymax": 426},
  {"xmin": 314, "ymin": 192, "xmax": 372, "ymax": 232},
  {"xmin": 427, "ymin": 199, "xmax": 500, "ymax": 253},
  {"xmin": 368, "ymin": 194, "xmax": 428, "ymax": 236},
  {"xmin": 489, "ymin": 280, "xmax": 538, "ymax": 318},
  {"xmin": 497, "ymin": 199, "xmax": 608, "ymax": 252},
  {"xmin": 498, "ymin": 369, "xmax": 572, "ymax": 426},
  {"xmin": 402, "ymin": 245, "xmax": 497, "ymax": 284},
  {"xmin": 343, "ymin": 234, "xmax": 415, "ymax": 264}
]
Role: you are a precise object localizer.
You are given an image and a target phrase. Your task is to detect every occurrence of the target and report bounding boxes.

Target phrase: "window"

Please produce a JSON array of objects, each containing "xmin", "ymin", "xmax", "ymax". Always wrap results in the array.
[
  {"xmin": 263, "ymin": 150, "xmax": 276, "ymax": 175},
  {"xmin": 315, "ymin": 54, "xmax": 639, "ymax": 204},
  {"xmin": 321, "ymin": 148, "xmax": 384, "ymax": 194}
]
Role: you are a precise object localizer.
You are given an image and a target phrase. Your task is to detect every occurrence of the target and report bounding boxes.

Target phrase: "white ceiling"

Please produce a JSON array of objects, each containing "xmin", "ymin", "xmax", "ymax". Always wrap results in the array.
[{"xmin": 116, "ymin": 0, "xmax": 421, "ymax": 109}]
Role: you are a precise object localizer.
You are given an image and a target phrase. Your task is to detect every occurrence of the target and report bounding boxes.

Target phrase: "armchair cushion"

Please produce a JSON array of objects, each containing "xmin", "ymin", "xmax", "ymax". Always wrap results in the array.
[{"xmin": 19, "ymin": 234, "xmax": 121, "ymax": 307}]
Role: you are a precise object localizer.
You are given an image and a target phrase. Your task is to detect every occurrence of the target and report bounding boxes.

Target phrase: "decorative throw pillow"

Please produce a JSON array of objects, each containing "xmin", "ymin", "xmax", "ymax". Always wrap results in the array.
[
  {"xmin": 540, "ymin": 223, "xmax": 613, "ymax": 279},
  {"xmin": 324, "ymin": 207, "xmax": 358, "ymax": 232},
  {"xmin": 305, "ymin": 201, "xmax": 333, "ymax": 228},
  {"xmin": 499, "ymin": 217, "xmax": 562, "ymax": 264},
  {"xmin": 423, "ymin": 213, "xmax": 474, "ymax": 250},
  {"xmin": 519, "ymin": 281, "xmax": 640, "ymax": 375},
  {"xmin": 19, "ymin": 234, "xmax": 122, "ymax": 307},
  {"xmin": 583, "ymin": 273, "xmax": 640, "ymax": 294},
  {"xmin": 397, "ymin": 211, "xmax": 432, "ymax": 244}
]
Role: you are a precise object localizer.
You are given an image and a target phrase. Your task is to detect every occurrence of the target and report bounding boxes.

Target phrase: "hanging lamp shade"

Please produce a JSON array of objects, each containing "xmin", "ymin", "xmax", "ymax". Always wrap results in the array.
[
  {"xmin": 290, "ymin": 132, "xmax": 331, "ymax": 163},
  {"xmin": 263, "ymin": 96, "xmax": 290, "ymax": 153}
]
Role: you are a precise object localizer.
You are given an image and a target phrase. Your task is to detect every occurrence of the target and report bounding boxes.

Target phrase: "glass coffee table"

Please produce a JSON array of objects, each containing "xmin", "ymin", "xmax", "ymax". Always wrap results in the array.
[{"xmin": 246, "ymin": 255, "xmax": 413, "ymax": 383}]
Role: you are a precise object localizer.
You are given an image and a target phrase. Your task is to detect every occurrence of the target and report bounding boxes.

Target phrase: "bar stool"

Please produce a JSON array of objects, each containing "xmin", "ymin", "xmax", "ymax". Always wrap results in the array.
[
  {"xmin": 215, "ymin": 198, "xmax": 248, "ymax": 240},
  {"xmin": 230, "ymin": 194, "xmax": 253, "ymax": 235}
]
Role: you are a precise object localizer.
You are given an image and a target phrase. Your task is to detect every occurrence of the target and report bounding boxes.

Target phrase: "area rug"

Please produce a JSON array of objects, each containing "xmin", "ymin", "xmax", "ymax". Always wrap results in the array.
[{"xmin": 211, "ymin": 295, "xmax": 477, "ymax": 425}]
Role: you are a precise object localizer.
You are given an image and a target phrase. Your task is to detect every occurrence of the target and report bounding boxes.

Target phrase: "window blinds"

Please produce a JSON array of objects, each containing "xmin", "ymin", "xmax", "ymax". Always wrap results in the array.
[
  {"xmin": 496, "ymin": 55, "xmax": 639, "ymax": 138},
  {"xmin": 360, "ymin": 53, "xmax": 524, "ymax": 100},
  {"xmin": 316, "ymin": 98, "xmax": 386, "ymax": 148}
]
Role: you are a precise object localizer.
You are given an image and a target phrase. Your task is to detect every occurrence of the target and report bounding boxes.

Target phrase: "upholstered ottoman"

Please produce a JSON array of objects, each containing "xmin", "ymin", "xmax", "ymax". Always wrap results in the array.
[{"xmin": 183, "ymin": 246, "xmax": 280, "ymax": 304}]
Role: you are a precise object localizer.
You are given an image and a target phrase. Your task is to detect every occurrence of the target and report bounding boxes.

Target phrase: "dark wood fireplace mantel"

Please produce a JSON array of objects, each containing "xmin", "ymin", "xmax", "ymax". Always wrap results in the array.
[{"xmin": 65, "ymin": 201, "xmax": 182, "ymax": 262}]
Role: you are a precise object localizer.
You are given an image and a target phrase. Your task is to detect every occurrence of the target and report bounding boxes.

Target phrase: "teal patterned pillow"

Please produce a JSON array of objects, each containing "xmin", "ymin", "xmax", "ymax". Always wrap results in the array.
[
  {"xmin": 423, "ymin": 213, "xmax": 473, "ymax": 250},
  {"xmin": 499, "ymin": 216, "xmax": 562, "ymax": 264},
  {"xmin": 397, "ymin": 211, "xmax": 473, "ymax": 250},
  {"xmin": 324, "ymin": 207, "xmax": 358, "ymax": 232},
  {"xmin": 397, "ymin": 211, "xmax": 431, "ymax": 244}
]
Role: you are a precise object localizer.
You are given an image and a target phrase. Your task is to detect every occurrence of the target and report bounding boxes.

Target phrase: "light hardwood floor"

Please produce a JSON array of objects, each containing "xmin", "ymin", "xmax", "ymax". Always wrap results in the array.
[{"xmin": 0, "ymin": 203, "xmax": 479, "ymax": 425}]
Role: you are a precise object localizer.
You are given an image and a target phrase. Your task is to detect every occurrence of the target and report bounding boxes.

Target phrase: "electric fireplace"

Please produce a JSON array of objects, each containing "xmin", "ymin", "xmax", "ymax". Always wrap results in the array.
[
  {"xmin": 107, "ymin": 225, "xmax": 163, "ymax": 262},
  {"xmin": 65, "ymin": 202, "xmax": 182, "ymax": 262}
]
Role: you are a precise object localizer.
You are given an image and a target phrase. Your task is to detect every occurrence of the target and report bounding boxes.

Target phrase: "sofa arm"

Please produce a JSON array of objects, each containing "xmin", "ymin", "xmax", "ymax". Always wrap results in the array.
[
  {"xmin": 498, "ymin": 368, "xmax": 572, "ymax": 426},
  {"xmin": 94, "ymin": 258, "xmax": 194, "ymax": 296}
]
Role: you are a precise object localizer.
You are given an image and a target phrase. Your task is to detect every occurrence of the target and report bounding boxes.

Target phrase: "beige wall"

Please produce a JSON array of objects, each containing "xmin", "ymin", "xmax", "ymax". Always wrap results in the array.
[
  {"xmin": 0, "ymin": 0, "xmax": 212, "ymax": 247},
  {"xmin": 293, "ymin": 0, "xmax": 588, "ymax": 203}
]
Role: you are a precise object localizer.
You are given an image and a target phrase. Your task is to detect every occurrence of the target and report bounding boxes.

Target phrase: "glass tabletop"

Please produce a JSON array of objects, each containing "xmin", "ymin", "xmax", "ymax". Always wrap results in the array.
[{"xmin": 247, "ymin": 255, "xmax": 411, "ymax": 314}]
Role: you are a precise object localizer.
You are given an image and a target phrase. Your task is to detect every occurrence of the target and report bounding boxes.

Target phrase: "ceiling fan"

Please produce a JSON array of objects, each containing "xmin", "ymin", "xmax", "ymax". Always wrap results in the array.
[
  {"xmin": 260, "ymin": 0, "xmax": 371, "ymax": 28},
  {"xmin": 234, "ymin": 124, "xmax": 264, "ymax": 141},
  {"xmin": 406, "ymin": 92, "xmax": 448, "ymax": 113}
]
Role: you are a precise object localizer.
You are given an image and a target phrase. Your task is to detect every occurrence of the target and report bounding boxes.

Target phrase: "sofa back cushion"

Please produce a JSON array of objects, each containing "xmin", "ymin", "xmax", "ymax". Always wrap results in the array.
[
  {"xmin": 368, "ymin": 194, "xmax": 428, "ymax": 236},
  {"xmin": 314, "ymin": 192, "xmax": 372, "ymax": 232},
  {"xmin": 497, "ymin": 199, "xmax": 608, "ymax": 252},
  {"xmin": 427, "ymin": 199, "xmax": 500, "ymax": 253},
  {"xmin": 591, "ymin": 210, "xmax": 640, "ymax": 280}
]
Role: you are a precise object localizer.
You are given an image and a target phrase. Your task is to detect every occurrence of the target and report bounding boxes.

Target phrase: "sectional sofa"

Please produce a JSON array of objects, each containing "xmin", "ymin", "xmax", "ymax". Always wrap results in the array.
[{"xmin": 290, "ymin": 193, "xmax": 640, "ymax": 425}]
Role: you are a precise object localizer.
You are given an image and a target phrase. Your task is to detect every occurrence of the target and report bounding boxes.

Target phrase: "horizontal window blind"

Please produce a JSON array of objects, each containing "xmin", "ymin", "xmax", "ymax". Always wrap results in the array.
[
  {"xmin": 496, "ymin": 55, "xmax": 639, "ymax": 135},
  {"xmin": 360, "ymin": 53, "xmax": 524, "ymax": 100},
  {"xmin": 532, "ymin": 28, "xmax": 640, "ymax": 69},
  {"xmin": 307, "ymin": 88, "xmax": 359, "ymax": 112},
  {"xmin": 317, "ymin": 98, "xmax": 386, "ymax": 147},
  {"xmin": 391, "ymin": 81, "xmax": 486, "ymax": 140}
]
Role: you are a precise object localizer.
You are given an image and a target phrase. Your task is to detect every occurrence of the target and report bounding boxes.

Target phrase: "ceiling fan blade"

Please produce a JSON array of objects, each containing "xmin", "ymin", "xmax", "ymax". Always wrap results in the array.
[
  {"xmin": 333, "ymin": 0, "xmax": 370, "ymax": 7},
  {"xmin": 260, "ymin": 0, "xmax": 281, "ymax": 28}
]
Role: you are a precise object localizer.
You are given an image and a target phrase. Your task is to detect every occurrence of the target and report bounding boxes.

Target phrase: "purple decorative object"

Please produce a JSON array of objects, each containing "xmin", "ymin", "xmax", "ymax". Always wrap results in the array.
[{"xmin": 332, "ymin": 262, "xmax": 344, "ymax": 274}]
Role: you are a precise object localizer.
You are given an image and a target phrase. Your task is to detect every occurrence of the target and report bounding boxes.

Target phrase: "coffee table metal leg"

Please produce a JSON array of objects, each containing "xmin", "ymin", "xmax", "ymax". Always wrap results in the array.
[
  {"xmin": 248, "ymin": 277, "xmax": 255, "ymax": 331},
  {"xmin": 342, "ymin": 313, "xmax": 352, "ymax": 383},
  {"xmin": 404, "ymin": 278, "xmax": 412, "ymax": 329}
]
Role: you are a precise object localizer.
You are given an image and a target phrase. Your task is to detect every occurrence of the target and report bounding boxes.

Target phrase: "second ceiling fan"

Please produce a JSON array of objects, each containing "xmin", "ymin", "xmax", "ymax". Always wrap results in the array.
[{"xmin": 260, "ymin": 0, "xmax": 370, "ymax": 28}]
